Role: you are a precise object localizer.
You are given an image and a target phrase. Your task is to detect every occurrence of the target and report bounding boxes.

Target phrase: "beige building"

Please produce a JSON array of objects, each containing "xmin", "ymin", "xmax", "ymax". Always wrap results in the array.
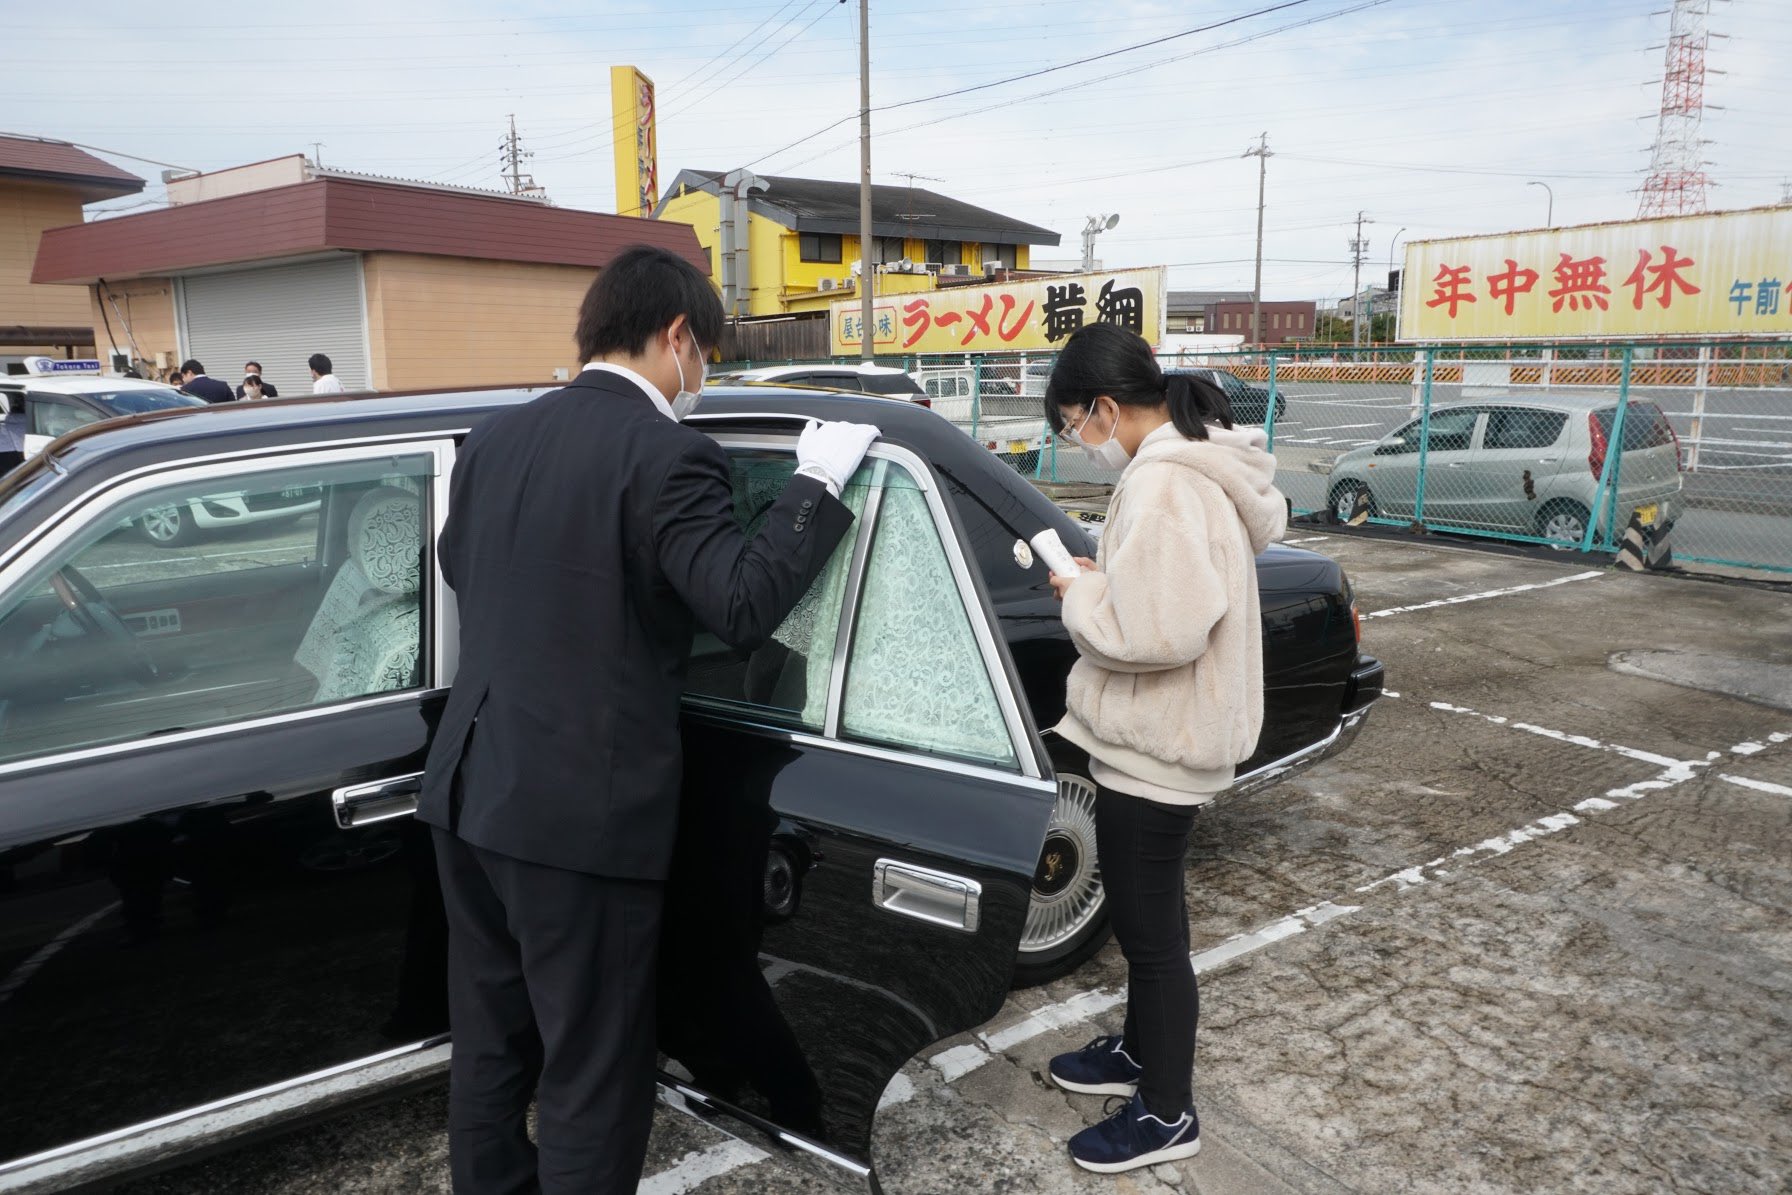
[
  {"xmin": 32, "ymin": 156, "xmax": 707, "ymax": 395},
  {"xmin": 1, "ymin": 135, "xmax": 144, "ymax": 368}
]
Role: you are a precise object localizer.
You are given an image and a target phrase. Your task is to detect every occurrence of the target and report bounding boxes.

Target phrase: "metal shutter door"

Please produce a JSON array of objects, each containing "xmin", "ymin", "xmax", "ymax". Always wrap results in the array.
[{"xmin": 179, "ymin": 256, "xmax": 367, "ymax": 397}]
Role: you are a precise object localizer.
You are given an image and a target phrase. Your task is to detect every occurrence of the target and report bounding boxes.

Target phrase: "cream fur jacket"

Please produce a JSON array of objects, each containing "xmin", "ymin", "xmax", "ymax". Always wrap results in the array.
[{"xmin": 1055, "ymin": 422, "xmax": 1288, "ymax": 798}]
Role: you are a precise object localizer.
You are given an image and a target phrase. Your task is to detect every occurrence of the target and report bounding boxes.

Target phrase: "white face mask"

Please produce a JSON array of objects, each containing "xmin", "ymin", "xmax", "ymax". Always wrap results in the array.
[
  {"xmin": 1069, "ymin": 400, "xmax": 1131, "ymax": 469},
  {"xmin": 669, "ymin": 334, "xmax": 704, "ymax": 421}
]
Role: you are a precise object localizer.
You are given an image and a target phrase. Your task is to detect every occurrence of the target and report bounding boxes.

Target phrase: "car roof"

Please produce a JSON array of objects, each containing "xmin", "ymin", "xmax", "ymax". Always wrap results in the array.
[
  {"xmin": 0, "ymin": 375, "xmax": 187, "ymax": 397},
  {"xmin": 1447, "ymin": 392, "xmax": 1629, "ymax": 412},
  {"xmin": 733, "ymin": 363, "xmax": 912, "ymax": 378}
]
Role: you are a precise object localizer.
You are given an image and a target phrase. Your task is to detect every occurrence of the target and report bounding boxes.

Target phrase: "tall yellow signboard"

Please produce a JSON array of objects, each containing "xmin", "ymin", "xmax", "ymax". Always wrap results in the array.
[{"xmin": 610, "ymin": 66, "xmax": 658, "ymax": 218}]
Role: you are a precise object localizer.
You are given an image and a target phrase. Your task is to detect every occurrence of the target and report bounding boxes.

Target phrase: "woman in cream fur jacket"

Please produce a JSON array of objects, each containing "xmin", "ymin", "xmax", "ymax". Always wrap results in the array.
[{"xmin": 1040, "ymin": 323, "xmax": 1287, "ymax": 1176}]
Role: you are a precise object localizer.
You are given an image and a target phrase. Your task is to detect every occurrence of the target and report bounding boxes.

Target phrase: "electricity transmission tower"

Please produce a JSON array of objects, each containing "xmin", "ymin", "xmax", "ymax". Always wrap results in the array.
[{"xmin": 1639, "ymin": 0, "xmax": 1715, "ymax": 218}]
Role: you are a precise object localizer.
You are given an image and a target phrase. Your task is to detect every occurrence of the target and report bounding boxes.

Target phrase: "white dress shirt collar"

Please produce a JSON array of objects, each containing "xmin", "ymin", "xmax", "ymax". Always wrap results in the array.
[{"xmin": 582, "ymin": 361, "xmax": 676, "ymax": 423}]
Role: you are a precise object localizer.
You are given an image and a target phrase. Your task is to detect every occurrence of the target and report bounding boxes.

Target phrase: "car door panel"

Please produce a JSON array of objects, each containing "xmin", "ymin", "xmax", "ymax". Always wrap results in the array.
[
  {"xmin": 661, "ymin": 435, "xmax": 1055, "ymax": 1171},
  {"xmin": 0, "ymin": 443, "xmax": 452, "ymax": 1171}
]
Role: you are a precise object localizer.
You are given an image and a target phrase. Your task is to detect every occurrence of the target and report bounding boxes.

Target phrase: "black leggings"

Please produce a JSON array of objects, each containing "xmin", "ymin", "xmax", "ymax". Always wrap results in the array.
[{"xmin": 1096, "ymin": 783, "xmax": 1199, "ymax": 1118}]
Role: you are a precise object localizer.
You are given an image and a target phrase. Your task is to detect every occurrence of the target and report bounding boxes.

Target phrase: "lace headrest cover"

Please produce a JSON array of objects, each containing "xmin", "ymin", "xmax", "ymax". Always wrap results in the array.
[{"xmin": 350, "ymin": 486, "xmax": 422, "ymax": 596}]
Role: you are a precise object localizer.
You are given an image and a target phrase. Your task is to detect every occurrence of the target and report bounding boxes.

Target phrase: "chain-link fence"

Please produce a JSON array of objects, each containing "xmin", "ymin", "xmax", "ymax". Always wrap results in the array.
[{"xmin": 721, "ymin": 340, "xmax": 1792, "ymax": 577}]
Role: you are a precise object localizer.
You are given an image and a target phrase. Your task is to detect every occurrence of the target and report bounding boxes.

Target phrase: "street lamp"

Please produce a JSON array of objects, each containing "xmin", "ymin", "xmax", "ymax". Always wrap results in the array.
[
  {"xmin": 1527, "ymin": 180, "xmax": 1554, "ymax": 227},
  {"xmin": 1378, "ymin": 227, "xmax": 1406, "ymax": 345},
  {"xmin": 1081, "ymin": 213, "xmax": 1119, "ymax": 271}
]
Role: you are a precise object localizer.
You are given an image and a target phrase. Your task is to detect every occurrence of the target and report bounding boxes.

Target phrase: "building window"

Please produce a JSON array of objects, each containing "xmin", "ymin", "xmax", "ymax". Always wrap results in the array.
[
  {"xmin": 799, "ymin": 233, "xmax": 843, "ymax": 264},
  {"xmin": 924, "ymin": 240, "xmax": 957, "ymax": 268},
  {"xmin": 984, "ymin": 243, "xmax": 1017, "ymax": 269},
  {"xmin": 874, "ymin": 236, "xmax": 907, "ymax": 264}
]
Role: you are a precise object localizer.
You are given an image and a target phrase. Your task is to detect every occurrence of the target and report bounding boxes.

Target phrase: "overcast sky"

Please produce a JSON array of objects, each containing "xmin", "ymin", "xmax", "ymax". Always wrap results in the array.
[{"xmin": 11, "ymin": 0, "xmax": 1788, "ymax": 303}]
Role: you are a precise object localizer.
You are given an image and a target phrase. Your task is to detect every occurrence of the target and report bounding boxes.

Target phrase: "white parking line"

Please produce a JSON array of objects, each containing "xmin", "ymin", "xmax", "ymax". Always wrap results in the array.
[
  {"xmin": 1719, "ymin": 774, "xmax": 1792, "ymax": 798},
  {"xmin": 1427, "ymin": 701, "xmax": 1684, "ymax": 768},
  {"xmin": 637, "ymin": 1141, "xmax": 770, "ymax": 1195},
  {"xmin": 1307, "ymin": 423, "xmax": 1382, "ymax": 431},
  {"xmin": 1284, "ymin": 536, "xmax": 1329, "ymax": 544},
  {"xmin": 1363, "ymin": 571, "xmax": 1603, "ymax": 619}
]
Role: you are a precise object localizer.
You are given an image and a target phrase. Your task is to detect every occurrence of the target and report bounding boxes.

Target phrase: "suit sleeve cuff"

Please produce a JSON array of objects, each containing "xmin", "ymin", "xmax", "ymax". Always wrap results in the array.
[{"xmin": 794, "ymin": 463, "xmax": 840, "ymax": 498}]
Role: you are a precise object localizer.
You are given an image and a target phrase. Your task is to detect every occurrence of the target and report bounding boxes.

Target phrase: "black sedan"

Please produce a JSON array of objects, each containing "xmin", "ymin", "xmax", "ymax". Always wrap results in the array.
[{"xmin": 0, "ymin": 386, "xmax": 1379, "ymax": 1191}]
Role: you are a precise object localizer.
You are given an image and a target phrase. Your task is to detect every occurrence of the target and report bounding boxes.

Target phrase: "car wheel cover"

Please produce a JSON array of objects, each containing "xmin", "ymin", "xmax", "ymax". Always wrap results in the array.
[
  {"xmin": 142, "ymin": 504, "xmax": 183, "ymax": 541},
  {"xmin": 1333, "ymin": 485, "xmax": 1361, "ymax": 521},
  {"xmin": 1543, "ymin": 508, "xmax": 1585, "ymax": 541},
  {"xmin": 1020, "ymin": 775, "xmax": 1103, "ymax": 954}
]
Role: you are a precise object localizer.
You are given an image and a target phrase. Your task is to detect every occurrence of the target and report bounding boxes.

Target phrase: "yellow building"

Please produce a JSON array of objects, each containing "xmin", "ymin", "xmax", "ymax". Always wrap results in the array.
[
  {"xmin": 654, "ymin": 169, "xmax": 1059, "ymax": 318},
  {"xmin": 0, "ymin": 135, "xmax": 144, "ymax": 368}
]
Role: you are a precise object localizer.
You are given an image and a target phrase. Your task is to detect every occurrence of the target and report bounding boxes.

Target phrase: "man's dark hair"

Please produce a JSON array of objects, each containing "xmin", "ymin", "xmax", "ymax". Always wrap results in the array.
[
  {"xmin": 575, "ymin": 245, "xmax": 721, "ymax": 362},
  {"xmin": 1043, "ymin": 322, "xmax": 1230, "ymax": 442},
  {"xmin": 308, "ymin": 353, "xmax": 333, "ymax": 375},
  {"xmin": 244, "ymin": 360, "xmax": 261, "ymax": 371},
  {"xmin": 180, "ymin": 359, "xmax": 203, "ymax": 376}
]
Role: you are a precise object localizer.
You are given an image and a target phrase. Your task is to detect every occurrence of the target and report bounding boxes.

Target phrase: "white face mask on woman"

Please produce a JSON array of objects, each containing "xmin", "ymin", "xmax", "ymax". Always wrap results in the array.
[{"xmin": 1068, "ymin": 398, "xmax": 1132, "ymax": 469}]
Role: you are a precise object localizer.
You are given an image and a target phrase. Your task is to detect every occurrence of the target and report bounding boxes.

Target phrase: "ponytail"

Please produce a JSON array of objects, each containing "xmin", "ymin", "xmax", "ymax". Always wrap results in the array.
[{"xmin": 1163, "ymin": 372, "xmax": 1231, "ymax": 440}]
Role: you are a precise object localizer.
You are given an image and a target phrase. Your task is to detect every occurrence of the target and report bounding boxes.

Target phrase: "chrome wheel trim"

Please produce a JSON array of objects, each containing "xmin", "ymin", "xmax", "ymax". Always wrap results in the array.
[
  {"xmin": 141, "ymin": 504, "xmax": 184, "ymax": 542},
  {"xmin": 1543, "ymin": 508, "xmax": 1586, "ymax": 542},
  {"xmin": 1020, "ymin": 774, "xmax": 1104, "ymax": 955},
  {"xmin": 1332, "ymin": 485, "xmax": 1361, "ymax": 521}
]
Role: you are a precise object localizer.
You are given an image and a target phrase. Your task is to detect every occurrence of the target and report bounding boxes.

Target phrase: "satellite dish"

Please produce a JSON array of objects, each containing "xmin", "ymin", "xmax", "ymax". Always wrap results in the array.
[{"xmin": 1104, "ymin": 213, "xmax": 1121, "ymax": 230}]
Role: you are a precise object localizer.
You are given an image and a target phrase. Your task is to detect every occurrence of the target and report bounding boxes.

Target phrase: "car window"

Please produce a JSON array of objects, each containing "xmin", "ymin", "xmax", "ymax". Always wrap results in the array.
[
  {"xmin": 860, "ymin": 373, "xmax": 924, "ymax": 397},
  {"xmin": 1384, "ymin": 407, "xmax": 1479, "ymax": 454},
  {"xmin": 0, "ymin": 453, "xmax": 435, "ymax": 767},
  {"xmin": 841, "ymin": 468, "xmax": 1018, "ymax": 770},
  {"xmin": 1592, "ymin": 402, "xmax": 1677, "ymax": 451},
  {"xmin": 1483, "ymin": 408, "xmax": 1567, "ymax": 450},
  {"xmin": 682, "ymin": 450, "xmax": 885, "ymax": 728},
  {"xmin": 30, "ymin": 398, "xmax": 98, "ymax": 440}
]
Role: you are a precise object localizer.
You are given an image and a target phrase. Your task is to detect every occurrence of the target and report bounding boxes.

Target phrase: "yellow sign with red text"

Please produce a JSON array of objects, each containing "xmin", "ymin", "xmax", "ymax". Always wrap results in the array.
[
  {"xmin": 828, "ymin": 267, "xmax": 1165, "ymax": 356},
  {"xmin": 1399, "ymin": 206, "xmax": 1792, "ymax": 341},
  {"xmin": 610, "ymin": 66, "xmax": 658, "ymax": 218}
]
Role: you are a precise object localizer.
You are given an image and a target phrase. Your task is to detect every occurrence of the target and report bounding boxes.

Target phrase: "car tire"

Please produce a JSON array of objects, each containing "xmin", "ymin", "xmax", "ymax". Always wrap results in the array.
[
  {"xmin": 1012, "ymin": 773, "xmax": 1112, "ymax": 989},
  {"xmin": 1328, "ymin": 480, "xmax": 1377, "ymax": 524},
  {"xmin": 1537, "ymin": 499, "xmax": 1590, "ymax": 545},
  {"xmin": 137, "ymin": 502, "xmax": 199, "ymax": 548}
]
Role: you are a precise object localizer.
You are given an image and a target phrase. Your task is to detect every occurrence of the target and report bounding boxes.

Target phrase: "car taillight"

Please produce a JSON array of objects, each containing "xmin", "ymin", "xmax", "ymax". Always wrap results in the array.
[
  {"xmin": 1587, "ymin": 411, "xmax": 1608, "ymax": 480},
  {"xmin": 1351, "ymin": 601, "xmax": 1362, "ymax": 645},
  {"xmin": 1668, "ymin": 422, "xmax": 1683, "ymax": 471},
  {"xmin": 914, "ymin": 396, "xmax": 932, "ymax": 409}
]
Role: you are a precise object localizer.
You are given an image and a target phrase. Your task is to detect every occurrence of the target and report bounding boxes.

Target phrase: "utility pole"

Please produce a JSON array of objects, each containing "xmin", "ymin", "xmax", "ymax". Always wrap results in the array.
[
  {"xmin": 857, "ymin": 0, "xmax": 875, "ymax": 363},
  {"xmin": 1348, "ymin": 211, "xmax": 1371, "ymax": 347},
  {"xmin": 1243, "ymin": 132, "xmax": 1271, "ymax": 346},
  {"xmin": 309, "ymin": 142, "xmax": 325, "ymax": 169},
  {"xmin": 502, "ymin": 115, "xmax": 527, "ymax": 195}
]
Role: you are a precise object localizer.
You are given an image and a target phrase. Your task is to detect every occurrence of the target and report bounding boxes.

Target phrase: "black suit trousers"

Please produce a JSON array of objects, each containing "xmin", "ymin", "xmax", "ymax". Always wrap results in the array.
[{"xmin": 433, "ymin": 825, "xmax": 664, "ymax": 1195}]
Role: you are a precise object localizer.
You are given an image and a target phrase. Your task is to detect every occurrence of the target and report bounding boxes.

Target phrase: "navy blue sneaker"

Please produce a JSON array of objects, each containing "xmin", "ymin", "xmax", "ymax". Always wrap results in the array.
[
  {"xmin": 1048, "ymin": 1034, "xmax": 1143, "ymax": 1097},
  {"xmin": 1068, "ymin": 1092, "xmax": 1200, "ymax": 1174}
]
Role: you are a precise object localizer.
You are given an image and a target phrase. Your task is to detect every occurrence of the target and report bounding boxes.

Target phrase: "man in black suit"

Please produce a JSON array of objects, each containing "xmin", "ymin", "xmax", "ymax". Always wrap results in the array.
[
  {"xmin": 234, "ymin": 360, "xmax": 278, "ymax": 400},
  {"xmin": 176, "ymin": 359, "xmax": 234, "ymax": 404},
  {"xmin": 416, "ymin": 244, "xmax": 877, "ymax": 1194}
]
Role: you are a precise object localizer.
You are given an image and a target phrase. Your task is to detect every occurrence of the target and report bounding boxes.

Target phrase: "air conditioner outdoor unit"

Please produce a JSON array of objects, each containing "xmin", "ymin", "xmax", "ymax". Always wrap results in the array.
[
  {"xmin": 923, "ymin": 262, "xmax": 944, "ymax": 273},
  {"xmin": 818, "ymin": 277, "xmax": 840, "ymax": 292},
  {"xmin": 982, "ymin": 261, "xmax": 1005, "ymax": 275},
  {"xmin": 942, "ymin": 264, "xmax": 970, "ymax": 277}
]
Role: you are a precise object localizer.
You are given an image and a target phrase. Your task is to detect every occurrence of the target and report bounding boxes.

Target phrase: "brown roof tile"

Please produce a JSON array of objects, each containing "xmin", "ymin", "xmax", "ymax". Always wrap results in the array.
[
  {"xmin": 0, "ymin": 136, "xmax": 144, "ymax": 200},
  {"xmin": 32, "ymin": 178, "xmax": 708, "ymax": 284}
]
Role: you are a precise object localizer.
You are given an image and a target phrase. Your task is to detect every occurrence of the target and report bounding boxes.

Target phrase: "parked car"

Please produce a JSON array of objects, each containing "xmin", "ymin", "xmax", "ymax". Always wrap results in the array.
[
  {"xmin": 3, "ymin": 362, "xmax": 318, "ymax": 547},
  {"xmin": 707, "ymin": 362, "xmax": 929, "ymax": 404},
  {"xmin": 1320, "ymin": 394, "xmax": 1683, "ymax": 543},
  {"xmin": 0, "ymin": 386, "xmax": 1380, "ymax": 1191},
  {"xmin": 1170, "ymin": 366, "xmax": 1287, "ymax": 426}
]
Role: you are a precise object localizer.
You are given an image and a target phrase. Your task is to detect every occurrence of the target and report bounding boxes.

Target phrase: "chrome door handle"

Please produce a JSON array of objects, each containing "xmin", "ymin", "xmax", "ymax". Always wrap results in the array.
[
  {"xmin": 873, "ymin": 859, "xmax": 981, "ymax": 933},
  {"xmin": 332, "ymin": 772, "xmax": 423, "ymax": 829}
]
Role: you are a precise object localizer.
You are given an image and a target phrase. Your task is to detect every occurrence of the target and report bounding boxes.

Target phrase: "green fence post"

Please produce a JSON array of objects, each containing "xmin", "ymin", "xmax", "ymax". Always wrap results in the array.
[
  {"xmin": 1412, "ymin": 347, "xmax": 1437, "ymax": 525},
  {"xmin": 971, "ymin": 357, "xmax": 982, "ymax": 438},
  {"xmin": 1581, "ymin": 344, "xmax": 1634, "ymax": 553},
  {"xmin": 1264, "ymin": 352, "xmax": 1279, "ymax": 448}
]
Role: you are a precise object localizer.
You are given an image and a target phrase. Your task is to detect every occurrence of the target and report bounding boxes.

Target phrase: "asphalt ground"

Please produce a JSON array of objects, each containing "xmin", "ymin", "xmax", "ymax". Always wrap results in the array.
[{"xmin": 113, "ymin": 531, "xmax": 1792, "ymax": 1195}]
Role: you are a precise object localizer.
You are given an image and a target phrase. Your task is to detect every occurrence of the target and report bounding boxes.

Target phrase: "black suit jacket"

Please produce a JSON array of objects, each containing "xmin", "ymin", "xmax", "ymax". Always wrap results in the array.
[
  {"xmin": 416, "ymin": 370, "xmax": 855, "ymax": 879},
  {"xmin": 181, "ymin": 375, "xmax": 235, "ymax": 404}
]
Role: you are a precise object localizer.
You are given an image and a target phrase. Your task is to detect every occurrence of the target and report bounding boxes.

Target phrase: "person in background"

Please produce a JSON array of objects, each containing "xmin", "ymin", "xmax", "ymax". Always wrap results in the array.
[
  {"xmin": 178, "ymin": 359, "xmax": 234, "ymax": 404},
  {"xmin": 236, "ymin": 361, "xmax": 278, "ymax": 399},
  {"xmin": 309, "ymin": 353, "xmax": 344, "ymax": 394},
  {"xmin": 1039, "ymin": 322, "xmax": 1286, "ymax": 1176},
  {"xmin": 0, "ymin": 392, "xmax": 24, "ymax": 474},
  {"xmin": 416, "ymin": 244, "xmax": 879, "ymax": 1194}
]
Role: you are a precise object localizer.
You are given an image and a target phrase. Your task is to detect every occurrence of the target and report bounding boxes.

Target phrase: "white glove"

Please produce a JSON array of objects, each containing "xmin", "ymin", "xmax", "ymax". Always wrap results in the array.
[{"xmin": 795, "ymin": 419, "xmax": 880, "ymax": 497}]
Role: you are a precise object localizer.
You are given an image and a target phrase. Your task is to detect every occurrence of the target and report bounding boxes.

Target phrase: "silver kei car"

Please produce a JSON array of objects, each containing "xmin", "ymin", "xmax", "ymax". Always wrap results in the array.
[{"xmin": 1322, "ymin": 393, "xmax": 1684, "ymax": 543}]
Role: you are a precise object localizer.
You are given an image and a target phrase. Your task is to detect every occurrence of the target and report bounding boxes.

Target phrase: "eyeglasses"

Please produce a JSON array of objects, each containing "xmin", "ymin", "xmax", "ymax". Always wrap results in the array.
[{"xmin": 1054, "ymin": 406, "xmax": 1094, "ymax": 446}]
